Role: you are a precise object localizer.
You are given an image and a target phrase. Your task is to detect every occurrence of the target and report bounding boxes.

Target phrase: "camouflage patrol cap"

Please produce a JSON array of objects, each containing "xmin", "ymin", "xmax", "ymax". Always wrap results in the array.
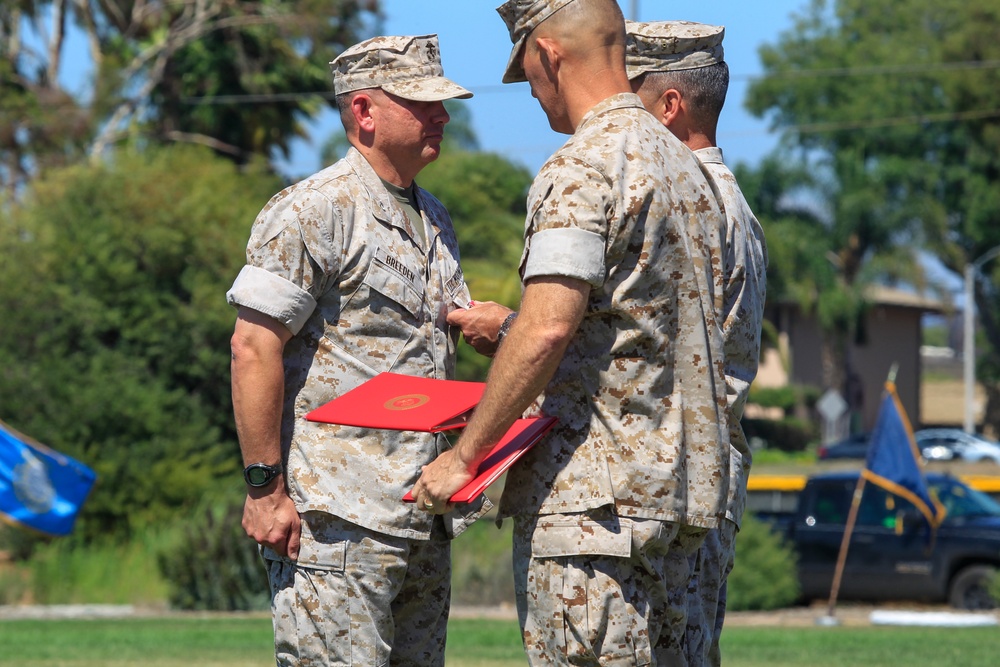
[
  {"xmin": 331, "ymin": 34, "xmax": 473, "ymax": 101},
  {"xmin": 625, "ymin": 20, "xmax": 725, "ymax": 80},
  {"xmin": 496, "ymin": 0, "xmax": 577, "ymax": 84}
]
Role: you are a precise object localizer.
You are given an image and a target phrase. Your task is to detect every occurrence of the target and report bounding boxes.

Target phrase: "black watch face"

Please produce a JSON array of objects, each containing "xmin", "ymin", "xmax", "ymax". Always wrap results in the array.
[{"xmin": 245, "ymin": 464, "xmax": 278, "ymax": 487}]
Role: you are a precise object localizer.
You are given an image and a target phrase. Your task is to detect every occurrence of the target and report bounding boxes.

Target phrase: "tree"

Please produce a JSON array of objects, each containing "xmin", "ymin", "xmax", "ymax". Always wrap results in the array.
[
  {"xmin": 0, "ymin": 145, "xmax": 284, "ymax": 542},
  {"xmin": 744, "ymin": 0, "xmax": 1000, "ymax": 424},
  {"xmin": 0, "ymin": 0, "xmax": 382, "ymax": 196}
]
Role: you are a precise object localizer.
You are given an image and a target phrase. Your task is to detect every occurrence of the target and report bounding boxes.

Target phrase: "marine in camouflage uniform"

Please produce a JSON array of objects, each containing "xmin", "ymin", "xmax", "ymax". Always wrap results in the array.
[
  {"xmin": 227, "ymin": 34, "xmax": 489, "ymax": 667},
  {"xmin": 415, "ymin": 2, "xmax": 730, "ymax": 664},
  {"xmin": 628, "ymin": 20, "xmax": 769, "ymax": 666}
]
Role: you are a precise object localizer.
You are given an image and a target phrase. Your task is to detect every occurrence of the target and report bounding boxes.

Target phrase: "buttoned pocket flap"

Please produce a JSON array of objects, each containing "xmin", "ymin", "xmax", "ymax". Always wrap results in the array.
[{"xmin": 531, "ymin": 520, "xmax": 632, "ymax": 558}]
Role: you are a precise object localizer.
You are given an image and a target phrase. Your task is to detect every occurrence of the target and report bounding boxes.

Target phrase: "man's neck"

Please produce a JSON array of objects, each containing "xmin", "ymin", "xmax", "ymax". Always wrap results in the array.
[
  {"xmin": 355, "ymin": 144, "xmax": 416, "ymax": 188},
  {"xmin": 565, "ymin": 73, "xmax": 633, "ymax": 130},
  {"xmin": 685, "ymin": 134, "xmax": 715, "ymax": 152}
]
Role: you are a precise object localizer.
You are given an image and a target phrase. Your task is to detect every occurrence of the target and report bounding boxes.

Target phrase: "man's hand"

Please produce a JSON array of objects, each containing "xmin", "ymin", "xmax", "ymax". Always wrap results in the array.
[
  {"xmin": 411, "ymin": 449, "xmax": 477, "ymax": 514},
  {"xmin": 242, "ymin": 484, "xmax": 301, "ymax": 559},
  {"xmin": 447, "ymin": 301, "xmax": 513, "ymax": 357}
]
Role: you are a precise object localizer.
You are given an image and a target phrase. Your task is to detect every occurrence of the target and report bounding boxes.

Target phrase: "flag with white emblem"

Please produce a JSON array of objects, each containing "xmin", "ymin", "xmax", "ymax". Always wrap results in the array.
[{"xmin": 0, "ymin": 419, "xmax": 96, "ymax": 536}]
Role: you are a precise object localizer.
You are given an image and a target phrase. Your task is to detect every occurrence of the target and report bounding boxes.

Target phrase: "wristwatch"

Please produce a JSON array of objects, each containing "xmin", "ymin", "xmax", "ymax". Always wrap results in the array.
[
  {"xmin": 243, "ymin": 462, "xmax": 283, "ymax": 488},
  {"xmin": 497, "ymin": 312, "xmax": 518, "ymax": 345}
]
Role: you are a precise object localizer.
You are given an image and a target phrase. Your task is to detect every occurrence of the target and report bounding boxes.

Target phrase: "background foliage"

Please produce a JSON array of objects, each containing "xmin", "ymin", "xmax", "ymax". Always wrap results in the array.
[
  {"xmin": 0, "ymin": 145, "xmax": 282, "ymax": 542},
  {"xmin": 745, "ymin": 0, "xmax": 1000, "ymax": 422},
  {"xmin": 0, "ymin": 0, "xmax": 381, "ymax": 196},
  {"xmin": 2, "ymin": 0, "xmax": 1000, "ymax": 614}
]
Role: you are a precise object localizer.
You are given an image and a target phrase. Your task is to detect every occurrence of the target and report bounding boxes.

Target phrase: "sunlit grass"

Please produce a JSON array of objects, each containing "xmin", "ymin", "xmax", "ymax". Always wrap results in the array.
[{"xmin": 1, "ymin": 615, "xmax": 998, "ymax": 667}]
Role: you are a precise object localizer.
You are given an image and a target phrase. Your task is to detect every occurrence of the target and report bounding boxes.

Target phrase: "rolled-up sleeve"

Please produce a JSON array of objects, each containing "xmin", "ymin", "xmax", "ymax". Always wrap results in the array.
[
  {"xmin": 226, "ymin": 186, "xmax": 339, "ymax": 336},
  {"xmin": 520, "ymin": 156, "xmax": 611, "ymax": 287},
  {"xmin": 522, "ymin": 228, "xmax": 606, "ymax": 286},
  {"xmin": 226, "ymin": 266, "xmax": 317, "ymax": 335}
]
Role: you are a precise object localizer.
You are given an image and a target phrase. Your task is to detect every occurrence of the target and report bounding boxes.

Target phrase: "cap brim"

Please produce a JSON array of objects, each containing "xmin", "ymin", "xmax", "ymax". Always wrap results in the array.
[
  {"xmin": 625, "ymin": 61, "xmax": 647, "ymax": 80},
  {"xmin": 383, "ymin": 76, "xmax": 473, "ymax": 102},
  {"xmin": 501, "ymin": 36, "xmax": 528, "ymax": 84}
]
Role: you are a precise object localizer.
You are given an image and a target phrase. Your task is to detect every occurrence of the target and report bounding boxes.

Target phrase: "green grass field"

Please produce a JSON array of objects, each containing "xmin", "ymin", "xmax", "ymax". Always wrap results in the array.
[{"xmin": 1, "ymin": 615, "xmax": 998, "ymax": 666}]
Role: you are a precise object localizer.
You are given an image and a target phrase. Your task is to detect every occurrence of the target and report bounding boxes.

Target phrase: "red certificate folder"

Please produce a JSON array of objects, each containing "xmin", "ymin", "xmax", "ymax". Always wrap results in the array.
[
  {"xmin": 304, "ymin": 372, "xmax": 486, "ymax": 432},
  {"xmin": 403, "ymin": 416, "xmax": 558, "ymax": 504}
]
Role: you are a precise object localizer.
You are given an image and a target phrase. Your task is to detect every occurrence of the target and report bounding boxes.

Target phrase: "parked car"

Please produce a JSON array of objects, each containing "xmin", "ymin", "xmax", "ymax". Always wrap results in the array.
[
  {"xmin": 916, "ymin": 429, "xmax": 1000, "ymax": 465},
  {"xmin": 816, "ymin": 432, "xmax": 870, "ymax": 460},
  {"xmin": 758, "ymin": 470, "xmax": 1000, "ymax": 609}
]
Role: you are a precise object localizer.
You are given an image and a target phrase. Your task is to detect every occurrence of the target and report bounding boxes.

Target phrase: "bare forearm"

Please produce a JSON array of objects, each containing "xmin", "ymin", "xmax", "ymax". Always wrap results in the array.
[
  {"xmin": 230, "ymin": 308, "xmax": 292, "ymax": 466},
  {"xmin": 232, "ymin": 351, "xmax": 286, "ymax": 465}
]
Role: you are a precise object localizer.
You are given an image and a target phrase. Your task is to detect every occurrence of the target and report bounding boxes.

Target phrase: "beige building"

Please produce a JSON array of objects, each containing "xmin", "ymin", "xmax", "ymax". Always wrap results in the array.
[{"xmin": 756, "ymin": 286, "xmax": 945, "ymax": 432}]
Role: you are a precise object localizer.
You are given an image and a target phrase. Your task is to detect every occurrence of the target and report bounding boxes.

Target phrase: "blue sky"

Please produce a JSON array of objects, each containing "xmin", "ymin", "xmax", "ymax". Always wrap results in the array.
[{"xmin": 276, "ymin": 0, "xmax": 812, "ymax": 179}]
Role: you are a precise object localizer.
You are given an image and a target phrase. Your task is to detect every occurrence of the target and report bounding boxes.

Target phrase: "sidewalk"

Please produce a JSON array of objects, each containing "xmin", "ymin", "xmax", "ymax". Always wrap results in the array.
[{"xmin": 4, "ymin": 601, "xmax": 996, "ymax": 627}]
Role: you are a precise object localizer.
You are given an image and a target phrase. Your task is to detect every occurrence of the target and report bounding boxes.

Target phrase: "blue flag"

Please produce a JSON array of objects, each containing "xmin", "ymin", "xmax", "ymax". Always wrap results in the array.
[
  {"xmin": 861, "ymin": 382, "xmax": 946, "ymax": 528},
  {"xmin": 0, "ymin": 419, "xmax": 96, "ymax": 536}
]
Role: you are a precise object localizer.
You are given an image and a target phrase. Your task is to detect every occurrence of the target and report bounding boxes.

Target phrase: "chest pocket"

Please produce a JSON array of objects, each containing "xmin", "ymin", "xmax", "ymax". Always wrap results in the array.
[{"xmin": 364, "ymin": 250, "xmax": 424, "ymax": 320}]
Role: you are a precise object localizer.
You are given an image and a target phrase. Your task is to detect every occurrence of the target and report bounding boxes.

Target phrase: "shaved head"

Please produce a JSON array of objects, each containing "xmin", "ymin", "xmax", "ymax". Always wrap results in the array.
[
  {"xmin": 513, "ymin": 0, "xmax": 632, "ymax": 133},
  {"xmin": 531, "ymin": 0, "xmax": 625, "ymax": 56}
]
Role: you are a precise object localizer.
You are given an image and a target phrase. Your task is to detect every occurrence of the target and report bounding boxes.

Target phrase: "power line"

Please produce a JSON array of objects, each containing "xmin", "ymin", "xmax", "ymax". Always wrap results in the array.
[
  {"xmin": 753, "ymin": 59, "xmax": 1000, "ymax": 80},
  {"xmin": 178, "ymin": 84, "xmax": 516, "ymax": 105},
  {"xmin": 174, "ymin": 59, "xmax": 1000, "ymax": 105},
  {"xmin": 792, "ymin": 108, "xmax": 1000, "ymax": 134}
]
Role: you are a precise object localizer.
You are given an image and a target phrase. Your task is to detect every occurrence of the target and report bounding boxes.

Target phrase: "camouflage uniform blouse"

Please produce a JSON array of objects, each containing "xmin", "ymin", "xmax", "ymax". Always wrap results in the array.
[
  {"xmin": 695, "ymin": 147, "xmax": 768, "ymax": 530},
  {"xmin": 498, "ymin": 94, "xmax": 731, "ymax": 529},
  {"xmin": 227, "ymin": 147, "xmax": 486, "ymax": 540}
]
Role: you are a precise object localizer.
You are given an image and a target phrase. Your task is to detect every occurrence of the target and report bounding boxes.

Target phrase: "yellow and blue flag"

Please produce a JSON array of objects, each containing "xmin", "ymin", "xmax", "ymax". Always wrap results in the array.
[
  {"xmin": 0, "ymin": 419, "xmax": 96, "ymax": 536},
  {"xmin": 861, "ymin": 382, "xmax": 946, "ymax": 528}
]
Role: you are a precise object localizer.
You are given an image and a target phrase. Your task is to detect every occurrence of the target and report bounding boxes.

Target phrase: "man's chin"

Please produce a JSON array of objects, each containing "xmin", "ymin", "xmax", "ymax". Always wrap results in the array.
[{"xmin": 422, "ymin": 145, "xmax": 443, "ymax": 162}]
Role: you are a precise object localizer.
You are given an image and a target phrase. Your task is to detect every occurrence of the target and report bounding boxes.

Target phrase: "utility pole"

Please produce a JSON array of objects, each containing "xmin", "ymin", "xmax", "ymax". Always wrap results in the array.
[{"xmin": 631, "ymin": 0, "xmax": 639, "ymax": 21}]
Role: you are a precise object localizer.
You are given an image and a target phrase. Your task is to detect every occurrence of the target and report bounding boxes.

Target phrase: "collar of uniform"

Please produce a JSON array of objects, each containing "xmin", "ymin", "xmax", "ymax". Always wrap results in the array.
[
  {"xmin": 574, "ymin": 92, "xmax": 646, "ymax": 133},
  {"xmin": 693, "ymin": 146, "xmax": 724, "ymax": 165},
  {"xmin": 344, "ymin": 147, "xmax": 423, "ymax": 240}
]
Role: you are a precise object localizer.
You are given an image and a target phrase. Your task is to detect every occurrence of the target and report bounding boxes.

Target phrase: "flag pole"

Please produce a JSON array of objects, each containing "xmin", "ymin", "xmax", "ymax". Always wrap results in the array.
[
  {"xmin": 818, "ymin": 474, "xmax": 866, "ymax": 625},
  {"xmin": 817, "ymin": 364, "xmax": 898, "ymax": 626}
]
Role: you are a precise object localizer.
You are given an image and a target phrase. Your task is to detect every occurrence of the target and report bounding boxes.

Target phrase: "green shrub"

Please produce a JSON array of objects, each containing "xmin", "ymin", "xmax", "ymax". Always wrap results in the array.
[
  {"xmin": 726, "ymin": 513, "xmax": 801, "ymax": 611},
  {"xmin": 748, "ymin": 386, "xmax": 800, "ymax": 413},
  {"xmin": 743, "ymin": 416, "xmax": 818, "ymax": 452},
  {"xmin": 156, "ymin": 491, "xmax": 270, "ymax": 612}
]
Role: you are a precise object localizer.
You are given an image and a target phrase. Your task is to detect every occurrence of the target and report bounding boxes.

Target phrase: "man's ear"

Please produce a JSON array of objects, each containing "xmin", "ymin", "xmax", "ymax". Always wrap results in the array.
[
  {"xmin": 351, "ymin": 93, "xmax": 377, "ymax": 133},
  {"xmin": 534, "ymin": 36, "xmax": 562, "ymax": 80},
  {"xmin": 659, "ymin": 88, "xmax": 683, "ymax": 128}
]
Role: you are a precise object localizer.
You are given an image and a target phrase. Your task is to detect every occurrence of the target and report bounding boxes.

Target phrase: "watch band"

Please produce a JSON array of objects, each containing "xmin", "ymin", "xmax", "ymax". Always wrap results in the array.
[{"xmin": 497, "ymin": 311, "xmax": 518, "ymax": 345}]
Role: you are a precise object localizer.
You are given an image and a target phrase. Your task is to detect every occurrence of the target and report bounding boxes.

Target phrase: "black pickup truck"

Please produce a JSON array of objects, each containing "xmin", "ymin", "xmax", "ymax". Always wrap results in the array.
[{"xmin": 757, "ymin": 470, "xmax": 1000, "ymax": 609}]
